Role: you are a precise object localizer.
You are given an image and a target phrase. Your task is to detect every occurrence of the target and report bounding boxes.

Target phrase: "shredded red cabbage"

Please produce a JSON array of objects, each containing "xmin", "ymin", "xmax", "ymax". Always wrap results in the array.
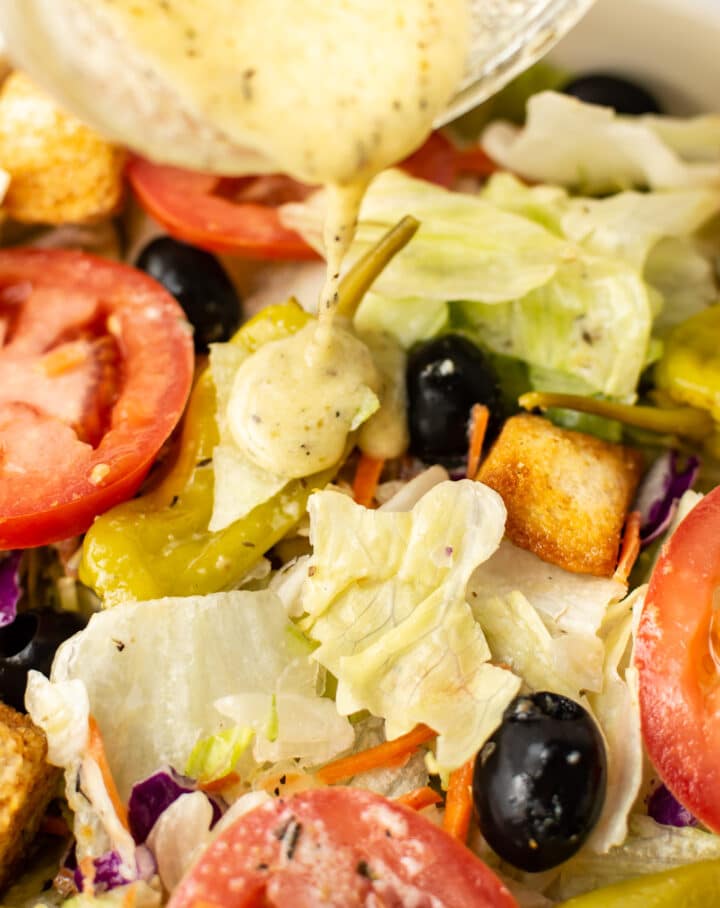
[
  {"xmin": 73, "ymin": 845, "xmax": 156, "ymax": 893},
  {"xmin": 648, "ymin": 784, "xmax": 699, "ymax": 828},
  {"xmin": 128, "ymin": 767, "xmax": 224, "ymax": 844},
  {"xmin": 0, "ymin": 552, "xmax": 22, "ymax": 628},
  {"xmin": 635, "ymin": 451, "xmax": 700, "ymax": 547}
]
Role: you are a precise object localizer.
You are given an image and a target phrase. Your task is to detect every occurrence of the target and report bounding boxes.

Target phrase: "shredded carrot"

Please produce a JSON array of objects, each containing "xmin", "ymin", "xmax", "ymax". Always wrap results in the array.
[
  {"xmin": 198, "ymin": 771, "xmax": 241, "ymax": 794},
  {"xmin": 78, "ymin": 856, "xmax": 96, "ymax": 896},
  {"xmin": 396, "ymin": 786, "xmax": 443, "ymax": 811},
  {"xmin": 87, "ymin": 715, "xmax": 129, "ymax": 831},
  {"xmin": 40, "ymin": 814, "xmax": 71, "ymax": 838},
  {"xmin": 614, "ymin": 510, "xmax": 642, "ymax": 582},
  {"xmin": 466, "ymin": 404, "xmax": 490, "ymax": 480},
  {"xmin": 352, "ymin": 453, "xmax": 385, "ymax": 508},
  {"xmin": 316, "ymin": 724, "xmax": 437, "ymax": 785},
  {"xmin": 455, "ymin": 146, "xmax": 499, "ymax": 178},
  {"xmin": 121, "ymin": 884, "xmax": 138, "ymax": 908},
  {"xmin": 442, "ymin": 757, "xmax": 475, "ymax": 842}
]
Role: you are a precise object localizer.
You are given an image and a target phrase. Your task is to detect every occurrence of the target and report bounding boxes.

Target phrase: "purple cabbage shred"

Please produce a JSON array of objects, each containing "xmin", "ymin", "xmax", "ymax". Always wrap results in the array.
[
  {"xmin": 648, "ymin": 784, "xmax": 699, "ymax": 828},
  {"xmin": 635, "ymin": 451, "xmax": 700, "ymax": 548},
  {"xmin": 128, "ymin": 766, "xmax": 224, "ymax": 844},
  {"xmin": 0, "ymin": 552, "xmax": 22, "ymax": 628},
  {"xmin": 73, "ymin": 846, "xmax": 156, "ymax": 893}
]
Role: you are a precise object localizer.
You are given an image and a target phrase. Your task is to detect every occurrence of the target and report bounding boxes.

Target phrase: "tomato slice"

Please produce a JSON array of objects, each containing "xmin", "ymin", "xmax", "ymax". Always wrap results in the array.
[
  {"xmin": 128, "ymin": 133, "xmax": 499, "ymax": 261},
  {"xmin": 635, "ymin": 485, "xmax": 720, "ymax": 831},
  {"xmin": 168, "ymin": 788, "xmax": 517, "ymax": 908},
  {"xmin": 0, "ymin": 249, "xmax": 193, "ymax": 549}
]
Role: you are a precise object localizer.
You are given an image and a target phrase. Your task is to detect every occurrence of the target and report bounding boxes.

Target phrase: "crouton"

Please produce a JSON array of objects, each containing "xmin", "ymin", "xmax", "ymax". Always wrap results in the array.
[
  {"xmin": 0, "ymin": 72, "xmax": 125, "ymax": 225},
  {"xmin": 477, "ymin": 414, "xmax": 643, "ymax": 577},
  {"xmin": 0, "ymin": 702, "xmax": 61, "ymax": 890}
]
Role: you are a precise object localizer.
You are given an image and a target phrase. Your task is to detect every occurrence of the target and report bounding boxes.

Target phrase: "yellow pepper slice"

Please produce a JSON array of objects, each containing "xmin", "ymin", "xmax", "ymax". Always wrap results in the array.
[
  {"xmin": 555, "ymin": 859, "xmax": 720, "ymax": 907},
  {"xmin": 655, "ymin": 304, "xmax": 720, "ymax": 421},
  {"xmin": 80, "ymin": 216, "xmax": 420, "ymax": 606},
  {"xmin": 79, "ymin": 301, "xmax": 331, "ymax": 606}
]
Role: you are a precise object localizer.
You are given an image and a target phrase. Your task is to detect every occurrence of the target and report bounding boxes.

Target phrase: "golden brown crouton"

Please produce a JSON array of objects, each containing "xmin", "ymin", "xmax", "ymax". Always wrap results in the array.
[
  {"xmin": 477, "ymin": 414, "xmax": 643, "ymax": 577},
  {"xmin": 0, "ymin": 702, "xmax": 60, "ymax": 890},
  {"xmin": 0, "ymin": 72, "xmax": 125, "ymax": 225}
]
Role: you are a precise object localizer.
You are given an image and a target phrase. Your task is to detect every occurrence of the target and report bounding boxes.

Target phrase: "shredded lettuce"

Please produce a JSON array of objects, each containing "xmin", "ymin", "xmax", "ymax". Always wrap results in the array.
[
  {"xmin": 146, "ymin": 792, "xmax": 214, "ymax": 893},
  {"xmin": 301, "ymin": 479, "xmax": 521, "ymax": 773},
  {"xmin": 468, "ymin": 540, "xmax": 626, "ymax": 638},
  {"xmin": 63, "ymin": 883, "xmax": 161, "ymax": 908},
  {"xmin": 208, "ymin": 341, "xmax": 288, "ymax": 530},
  {"xmin": 483, "ymin": 92, "xmax": 720, "ymax": 192},
  {"xmin": 586, "ymin": 588, "xmax": 645, "ymax": 854},
  {"xmin": 283, "ymin": 170, "xmax": 673, "ymax": 399},
  {"xmin": 50, "ymin": 591, "xmax": 353, "ymax": 798},
  {"xmin": 552, "ymin": 815, "xmax": 720, "ymax": 901},
  {"xmin": 185, "ymin": 727, "xmax": 254, "ymax": 784}
]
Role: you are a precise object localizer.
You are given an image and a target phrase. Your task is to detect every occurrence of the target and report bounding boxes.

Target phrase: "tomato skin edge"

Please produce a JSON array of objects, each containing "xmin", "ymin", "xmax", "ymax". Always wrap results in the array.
[
  {"xmin": 635, "ymin": 485, "xmax": 720, "ymax": 832},
  {"xmin": 0, "ymin": 248, "xmax": 194, "ymax": 549},
  {"xmin": 168, "ymin": 787, "xmax": 518, "ymax": 908},
  {"xmin": 127, "ymin": 158, "xmax": 320, "ymax": 261}
]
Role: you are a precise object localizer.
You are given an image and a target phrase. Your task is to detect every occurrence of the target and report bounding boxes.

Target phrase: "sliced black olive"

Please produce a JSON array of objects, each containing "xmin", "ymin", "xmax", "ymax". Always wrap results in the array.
[
  {"xmin": 406, "ymin": 334, "xmax": 503, "ymax": 465},
  {"xmin": 136, "ymin": 237, "xmax": 242, "ymax": 353},
  {"xmin": 563, "ymin": 73, "xmax": 662, "ymax": 115},
  {"xmin": 0, "ymin": 609, "xmax": 87, "ymax": 712},
  {"xmin": 473, "ymin": 691, "xmax": 607, "ymax": 872}
]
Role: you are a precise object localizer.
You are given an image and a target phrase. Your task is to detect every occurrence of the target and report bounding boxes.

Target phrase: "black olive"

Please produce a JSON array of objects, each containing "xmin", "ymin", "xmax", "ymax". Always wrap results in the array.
[
  {"xmin": 563, "ymin": 73, "xmax": 662, "ymax": 115},
  {"xmin": 473, "ymin": 691, "xmax": 607, "ymax": 872},
  {"xmin": 406, "ymin": 334, "xmax": 503, "ymax": 465},
  {"xmin": 0, "ymin": 609, "xmax": 87, "ymax": 712},
  {"xmin": 136, "ymin": 237, "xmax": 242, "ymax": 353}
]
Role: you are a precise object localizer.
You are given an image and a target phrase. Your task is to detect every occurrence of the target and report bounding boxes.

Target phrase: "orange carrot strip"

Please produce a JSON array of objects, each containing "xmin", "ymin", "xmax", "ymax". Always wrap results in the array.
[
  {"xmin": 615, "ymin": 510, "xmax": 642, "ymax": 583},
  {"xmin": 87, "ymin": 715, "xmax": 129, "ymax": 831},
  {"xmin": 78, "ymin": 856, "xmax": 96, "ymax": 896},
  {"xmin": 466, "ymin": 404, "xmax": 490, "ymax": 480},
  {"xmin": 352, "ymin": 453, "xmax": 385, "ymax": 508},
  {"xmin": 198, "ymin": 771, "xmax": 241, "ymax": 794},
  {"xmin": 442, "ymin": 757, "xmax": 475, "ymax": 842},
  {"xmin": 316, "ymin": 724, "xmax": 437, "ymax": 785},
  {"xmin": 396, "ymin": 786, "xmax": 443, "ymax": 811}
]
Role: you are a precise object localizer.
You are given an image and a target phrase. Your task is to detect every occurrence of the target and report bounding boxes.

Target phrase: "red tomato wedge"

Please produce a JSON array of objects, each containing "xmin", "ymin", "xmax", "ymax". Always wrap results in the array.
[
  {"xmin": 168, "ymin": 788, "xmax": 517, "ymax": 908},
  {"xmin": 0, "ymin": 249, "xmax": 193, "ymax": 549},
  {"xmin": 128, "ymin": 133, "xmax": 498, "ymax": 261},
  {"xmin": 636, "ymin": 485, "xmax": 720, "ymax": 831}
]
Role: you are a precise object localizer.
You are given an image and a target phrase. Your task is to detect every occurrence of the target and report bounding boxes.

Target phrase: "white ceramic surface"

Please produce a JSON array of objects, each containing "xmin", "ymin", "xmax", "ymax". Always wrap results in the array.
[{"xmin": 551, "ymin": 0, "xmax": 720, "ymax": 113}]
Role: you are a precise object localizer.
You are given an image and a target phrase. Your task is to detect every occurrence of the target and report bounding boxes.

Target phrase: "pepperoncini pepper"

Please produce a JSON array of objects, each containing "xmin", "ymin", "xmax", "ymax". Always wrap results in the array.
[
  {"xmin": 555, "ymin": 858, "xmax": 720, "ymax": 907},
  {"xmin": 79, "ymin": 216, "xmax": 419, "ymax": 606},
  {"xmin": 655, "ymin": 304, "xmax": 720, "ymax": 422}
]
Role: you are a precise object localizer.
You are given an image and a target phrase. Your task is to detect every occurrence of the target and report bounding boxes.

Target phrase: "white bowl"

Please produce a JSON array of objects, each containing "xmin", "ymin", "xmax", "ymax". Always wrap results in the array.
[{"xmin": 550, "ymin": 0, "xmax": 720, "ymax": 113}]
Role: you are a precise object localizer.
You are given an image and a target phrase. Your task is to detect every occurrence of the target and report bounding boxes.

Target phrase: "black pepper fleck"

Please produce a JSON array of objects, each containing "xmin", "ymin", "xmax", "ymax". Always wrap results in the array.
[{"xmin": 112, "ymin": 639, "xmax": 126, "ymax": 652}]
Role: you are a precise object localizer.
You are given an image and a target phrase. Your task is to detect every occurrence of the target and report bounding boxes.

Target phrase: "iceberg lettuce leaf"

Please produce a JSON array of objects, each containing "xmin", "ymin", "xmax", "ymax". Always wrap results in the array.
[
  {"xmin": 50, "ymin": 591, "xmax": 352, "ymax": 798},
  {"xmin": 483, "ymin": 92, "xmax": 720, "ymax": 193},
  {"xmin": 553, "ymin": 815, "xmax": 720, "ymax": 901},
  {"xmin": 301, "ymin": 480, "xmax": 521, "ymax": 772}
]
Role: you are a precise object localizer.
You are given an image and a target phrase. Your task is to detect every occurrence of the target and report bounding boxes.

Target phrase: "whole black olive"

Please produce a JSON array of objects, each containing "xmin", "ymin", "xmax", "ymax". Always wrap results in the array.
[
  {"xmin": 563, "ymin": 73, "xmax": 662, "ymax": 115},
  {"xmin": 136, "ymin": 237, "xmax": 242, "ymax": 353},
  {"xmin": 473, "ymin": 691, "xmax": 607, "ymax": 872},
  {"xmin": 0, "ymin": 609, "xmax": 87, "ymax": 712},
  {"xmin": 406, "ymin": 334, "xmax": 503, "ymax": 465}
]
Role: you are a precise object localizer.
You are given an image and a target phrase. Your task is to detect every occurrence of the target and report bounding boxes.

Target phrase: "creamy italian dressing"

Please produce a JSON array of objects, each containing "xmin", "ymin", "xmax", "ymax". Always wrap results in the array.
[
  {"xmin": 227, "ymin": 320, "xmax": 382, "ymax": 478},
  {"xmin": 0, "ymin": 0, "xmax": 469, "ymax": 476}
]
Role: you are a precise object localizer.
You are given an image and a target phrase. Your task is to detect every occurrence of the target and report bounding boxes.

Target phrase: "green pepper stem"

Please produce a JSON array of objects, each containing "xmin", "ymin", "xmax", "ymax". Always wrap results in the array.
[
  {"xmin": 335, "ymin": 215, "xmax": 419, "ymax": 319},
  {"xmin": 519, "ymin": 391, "xmax": 715, "ymax": 441}
]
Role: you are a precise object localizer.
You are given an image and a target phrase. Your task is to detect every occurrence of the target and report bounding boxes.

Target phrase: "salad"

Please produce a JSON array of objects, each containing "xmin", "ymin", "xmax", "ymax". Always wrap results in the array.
[{"xmin": 0, "ymin": 34, "xmax": 720, "ymax": 908}]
